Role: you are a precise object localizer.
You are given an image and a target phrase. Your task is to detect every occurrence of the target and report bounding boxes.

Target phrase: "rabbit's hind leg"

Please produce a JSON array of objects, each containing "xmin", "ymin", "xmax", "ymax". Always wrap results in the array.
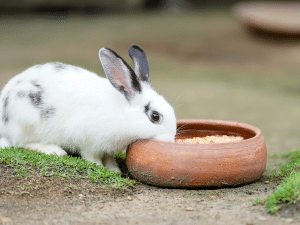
[
  {"xmin": 24, "ymin": 143, "xmax": 67, "ymax": 156},
  {"xmin": 0, "ymin": 137, "xmax": 11, "ymax": 149}
]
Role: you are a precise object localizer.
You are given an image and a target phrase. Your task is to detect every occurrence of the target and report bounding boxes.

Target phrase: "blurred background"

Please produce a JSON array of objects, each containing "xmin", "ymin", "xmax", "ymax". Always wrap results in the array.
[{"xmin": 1, "ymin": 0, "xmax": 300, "ymax": 168}]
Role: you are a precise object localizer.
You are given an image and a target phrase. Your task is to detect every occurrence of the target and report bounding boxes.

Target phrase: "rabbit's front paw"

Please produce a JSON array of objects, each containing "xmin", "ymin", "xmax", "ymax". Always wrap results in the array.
[
  {"xmin": 24, "ymin": 143, "xmax": 67, "ymax": 156},
  {"xmin": 103, "ymin": 154, "xmax": 122, "ymax": 175}
]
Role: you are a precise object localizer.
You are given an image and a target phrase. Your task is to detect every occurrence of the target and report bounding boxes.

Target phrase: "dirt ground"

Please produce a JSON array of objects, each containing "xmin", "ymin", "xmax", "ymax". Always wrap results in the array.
[
  {"xmin": 1, "ymin": 11, "xmax": 300, "ymax": 225},
  {"xmin": 0, "ymin": 162, "xmax": 295, "ymax": 225}
]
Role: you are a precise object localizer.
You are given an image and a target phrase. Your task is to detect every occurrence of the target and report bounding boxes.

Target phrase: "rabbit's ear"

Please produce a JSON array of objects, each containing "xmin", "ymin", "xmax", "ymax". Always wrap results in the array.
[
  {"xmin": 99, "ymin": 47, "xmax": 142, "ymax": 101},
  {"xmin": 128, "ymin": 45, "xmax": 150, "ymax": 84}
]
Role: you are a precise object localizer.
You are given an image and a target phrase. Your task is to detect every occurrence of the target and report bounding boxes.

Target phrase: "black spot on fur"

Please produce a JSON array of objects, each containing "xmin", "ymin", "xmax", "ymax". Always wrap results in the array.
[
  {"xmin": 28, "ymin": 81, "xmax": 56, "ymax": 120},
  {"xmin": 41, "ymin": 107, "xmax": 56, "ymax": 119},
  {"xmin": 29, "ymin": 81, "xmax": 44, "ymax": 107},
  {"xmin": 2, "ymin": 96, "xmax": 9, "ymax": 123},
  {"xmin": 53, "ymin": 62, "xmax": 67, "ymax": 71},
  {"xmin": 29, "ymin": 91, "xmax": 43, "ymax": 107},
  {"xmin": 16, "ymin": 91, "xmax": 26, "ymax": 98},
  {"xmin": 32, "ymin": 82, "xmax": 41, "ymax": 88}
]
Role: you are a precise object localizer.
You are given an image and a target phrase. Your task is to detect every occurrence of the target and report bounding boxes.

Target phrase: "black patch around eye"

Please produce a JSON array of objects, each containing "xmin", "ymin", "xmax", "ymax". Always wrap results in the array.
[
  {"xmin": 2, "ymin": 96, "xmax": 9, "ymax": 123},
  {"xmin": 144, "ymin": 102, "xmax": 150, "ymax": 113}
]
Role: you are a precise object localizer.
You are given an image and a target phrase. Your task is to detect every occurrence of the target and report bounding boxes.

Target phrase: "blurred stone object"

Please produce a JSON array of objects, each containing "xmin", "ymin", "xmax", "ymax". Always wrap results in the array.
[
  {"xmin": 0, "ymin": 0, "xmax": 147, "ymax": 13},
  {"xmin": 163, "ymin": 0, "xmax": 190, "ymax": 12},
  {"xmin": 233, "ymin": 2, "xmax": 300, "ymax": 40}
]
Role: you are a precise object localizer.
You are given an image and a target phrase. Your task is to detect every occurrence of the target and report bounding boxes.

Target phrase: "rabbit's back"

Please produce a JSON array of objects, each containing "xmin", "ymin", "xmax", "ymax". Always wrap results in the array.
[{"xmin": 0, "ymin": 62, "xmax": 121, "ymax": 149}]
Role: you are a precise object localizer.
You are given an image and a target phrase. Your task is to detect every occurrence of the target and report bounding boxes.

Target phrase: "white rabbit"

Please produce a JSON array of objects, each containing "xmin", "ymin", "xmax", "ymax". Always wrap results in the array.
[{"xmin": 0, "ymin": 45, "xmax": 176, "ymax": 174}]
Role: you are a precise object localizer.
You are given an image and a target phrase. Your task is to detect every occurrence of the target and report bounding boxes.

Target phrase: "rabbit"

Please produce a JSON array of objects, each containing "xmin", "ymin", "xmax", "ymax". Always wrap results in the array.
[{"xmin": 0, "ymin": 45, "xmax": 177, "ymax": 174}]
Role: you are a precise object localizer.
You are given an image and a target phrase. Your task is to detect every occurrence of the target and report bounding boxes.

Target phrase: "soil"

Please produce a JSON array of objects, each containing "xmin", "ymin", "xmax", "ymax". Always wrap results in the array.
[
  {"xmin": 1, "ymin": 12, "xmax": 300, "ymax": 225},
  {"xmin": 0, "ymin": 156, "xmax": 297, "ymax": 225},
  {"xmin": 0, "ymin": 160, "xmax": 293, "ymax": 225}
]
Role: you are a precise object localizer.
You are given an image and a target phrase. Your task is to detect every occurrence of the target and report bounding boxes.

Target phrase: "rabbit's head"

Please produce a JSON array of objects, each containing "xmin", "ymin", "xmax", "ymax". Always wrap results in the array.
[{"xmin": 99, "ymin": 45, "xmax": 176, "ymax": 143}]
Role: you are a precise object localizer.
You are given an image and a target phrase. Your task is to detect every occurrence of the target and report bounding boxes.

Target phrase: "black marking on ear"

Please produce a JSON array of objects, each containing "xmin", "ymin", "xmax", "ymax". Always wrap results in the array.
[
  {"xmin": 130, "ymin": 69, "xmax": 142, "ymax": 93},
  {"xmin": 53, "ymin": 62, "xmax": 67, "ymax": 71},
  {"xmin": 108, "ymin": 48, "xmax": 142, "ymax": 93},
  {"xmin": 129, "ymin": 45, "xmax": 150, "ymax": 84},
  {"xmin": 2, "ymin": 96, "xmax": 9, "ymax": 123},
  {"xmin": 41, "ymin": 107, "xmax": 56, "ymax": 119},
  {"xmin": 118, "ymin": 85, "xmax": 127, "ymax": 97}
]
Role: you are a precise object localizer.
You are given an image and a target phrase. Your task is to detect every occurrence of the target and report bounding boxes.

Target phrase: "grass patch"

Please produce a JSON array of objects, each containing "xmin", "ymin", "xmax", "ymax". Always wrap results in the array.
[
  {"xmin": 254, "ymin": 149, "xmax": 300, "ymax": 213},
  {"xmin": 115, "ymin": 151, "xmax": 126, "ymax": 160},
  {"xmin": 266, "ymin": 172, "xmax": 300, "ymax": 213},
  {"xmin": 0, "ymin": 147, "xmax": 133, "ymax": 188}
]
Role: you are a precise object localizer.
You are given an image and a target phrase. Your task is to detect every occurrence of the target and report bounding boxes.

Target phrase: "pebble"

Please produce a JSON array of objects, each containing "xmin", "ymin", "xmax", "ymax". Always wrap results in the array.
[
  {"xmin": 7, "ymin": 191, "xmax": 15, "ymax": 195},
  {"xmin": 264, "ymin": 181, "xmax": 270, "ymax": 184},
  {"xmin": 78, "ymin": 194, "xmax": 84, "ymax": 197},
  {"xmin": 1, "ymin": 217, "xmax": 12, "ymax": 223},
  {"xmin": 285, "ymin": 218, "xmax": 294, "ymax": 223},
  {"xmin": 186, "ymin": 207, "xmax": 195, "ymax": 211},
  {"xmin": 257, "ymin": 215, "xmax": 268, "ymax": 221},
  {"xmin": 127, "ymin": 196, "xmax": 132, "ymax": 201}
]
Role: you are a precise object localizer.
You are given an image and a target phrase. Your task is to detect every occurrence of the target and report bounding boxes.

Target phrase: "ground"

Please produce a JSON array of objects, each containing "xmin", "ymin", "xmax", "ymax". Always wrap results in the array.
[
  {"xmin": 1, "ymin": 10, "xmax": 300, "ymax": 224},
  {"xmin": 0, "ymin": 165, "xmax": 294, "ymax": 225}
]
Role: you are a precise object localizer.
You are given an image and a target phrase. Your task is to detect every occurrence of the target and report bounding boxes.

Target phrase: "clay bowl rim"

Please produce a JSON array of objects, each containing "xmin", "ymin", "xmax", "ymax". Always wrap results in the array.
[{"xmin": 137, "ymin": 119, "xmax": 262, "ymax": 147}]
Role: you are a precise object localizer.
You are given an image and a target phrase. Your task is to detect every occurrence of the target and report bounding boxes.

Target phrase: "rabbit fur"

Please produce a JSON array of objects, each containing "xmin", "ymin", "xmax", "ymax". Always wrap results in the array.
[{"xmin": 0, "ymin": 45, "xmax": 176, "ymax": 174}]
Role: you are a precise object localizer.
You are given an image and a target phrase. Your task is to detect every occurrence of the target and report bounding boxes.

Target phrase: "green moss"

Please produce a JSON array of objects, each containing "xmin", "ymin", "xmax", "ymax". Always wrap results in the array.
[
  {"xmin": 0, "ymin": 147, "xmax": 133, "ymax": 188},
  {"xmin": 256, "ymin": 149, "xmax": 300, "ymax": 213},
  {"xmin": 266, "ymin": 172, "xmax": 300, "ymax": 213}
]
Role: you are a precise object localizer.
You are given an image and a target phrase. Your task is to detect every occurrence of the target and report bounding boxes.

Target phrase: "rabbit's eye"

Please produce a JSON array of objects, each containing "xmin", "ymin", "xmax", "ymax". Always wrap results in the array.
[{"xmin": 150, "ymin": 111, "xmax": 160, "ymax": 123}]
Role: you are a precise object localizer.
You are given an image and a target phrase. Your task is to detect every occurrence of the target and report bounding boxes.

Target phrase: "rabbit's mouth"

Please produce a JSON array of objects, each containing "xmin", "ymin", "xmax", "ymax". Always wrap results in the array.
[{"xmin": 153, "ymin": 134, "xmax": 175, "ymax": 143}]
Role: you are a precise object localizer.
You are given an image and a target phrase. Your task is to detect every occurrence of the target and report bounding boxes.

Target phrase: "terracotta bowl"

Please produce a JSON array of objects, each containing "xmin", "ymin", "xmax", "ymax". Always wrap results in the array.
[
  {"xmin": 126, "ymin": 119, "xmax": 267, "ymax": 188},
  {"xmin": 232, "ymin": 2, "xmax": 300, "ymax": 38}
]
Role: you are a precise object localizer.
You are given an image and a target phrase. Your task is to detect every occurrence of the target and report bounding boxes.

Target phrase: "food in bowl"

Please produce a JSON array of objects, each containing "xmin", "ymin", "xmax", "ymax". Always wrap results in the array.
[{"xmin": 175, "ymin": 135, "xmax": 243, "ymax": 144}]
